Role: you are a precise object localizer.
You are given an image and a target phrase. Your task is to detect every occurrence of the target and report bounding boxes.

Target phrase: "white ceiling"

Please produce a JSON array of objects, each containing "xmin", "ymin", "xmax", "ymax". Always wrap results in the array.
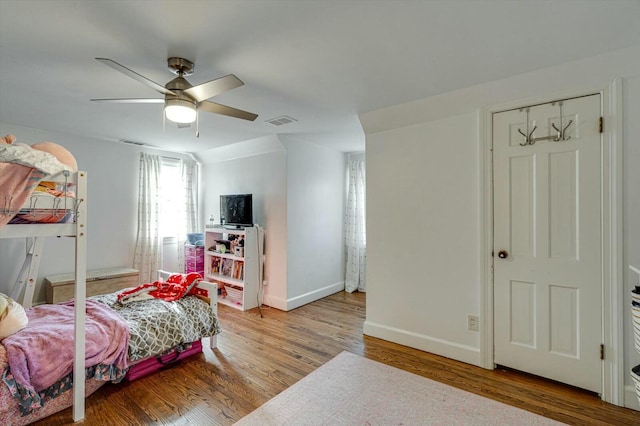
[{"xmin": 1, "ymin": 0, "xmax": 639, "ymax": 154}]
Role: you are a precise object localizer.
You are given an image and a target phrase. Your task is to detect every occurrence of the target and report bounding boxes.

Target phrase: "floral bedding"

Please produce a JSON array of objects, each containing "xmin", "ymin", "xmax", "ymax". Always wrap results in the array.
[{"xmin": 0, "ymin": 343, "xmax": 105, "ymax": 426}]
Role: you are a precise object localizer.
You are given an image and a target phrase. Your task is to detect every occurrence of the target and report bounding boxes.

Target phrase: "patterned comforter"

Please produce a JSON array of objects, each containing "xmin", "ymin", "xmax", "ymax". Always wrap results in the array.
[{"xmin": 90, "ymin": 292, "xmax": 221, "ymax": 362}]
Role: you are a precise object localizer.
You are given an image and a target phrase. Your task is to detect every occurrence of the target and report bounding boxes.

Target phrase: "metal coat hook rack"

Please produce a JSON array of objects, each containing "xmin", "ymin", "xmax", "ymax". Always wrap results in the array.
[
  {"xmin": 518, "ymin": 101, "xmax": 573, "ymax": 146},
  {"xmin": 551, "ymin": 101, "xmax": 573, "ymax": 141}
]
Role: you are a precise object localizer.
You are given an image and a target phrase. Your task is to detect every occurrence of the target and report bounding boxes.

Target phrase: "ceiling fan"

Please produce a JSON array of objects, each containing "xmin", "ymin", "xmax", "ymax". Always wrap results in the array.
[{"xmin": 91, "ymin": 57, "xmax": 258, "ymax": 125}]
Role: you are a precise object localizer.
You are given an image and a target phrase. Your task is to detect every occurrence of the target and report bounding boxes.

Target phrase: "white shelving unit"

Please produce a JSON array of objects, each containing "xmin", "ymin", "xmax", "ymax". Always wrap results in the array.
[{"xmin": 204, "ymin": 226, "xmax": 264, "ymax": 311}]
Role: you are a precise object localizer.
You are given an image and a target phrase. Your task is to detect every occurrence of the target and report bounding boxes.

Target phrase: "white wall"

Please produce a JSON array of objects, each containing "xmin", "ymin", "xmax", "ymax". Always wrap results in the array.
[
  {"xmin": 365, "ymin": 112, "xmax": 481, "ymax": 364},
  {"xmin": 199, "ymin": 135, "xmax": 347, "ymax": 311},
  {"xmin": 0, "ymin": 123, "xmax": 191, "ymax": 302},
  {"xmin": 348, "ymin": 152, "xmax": 365, "ymax": 162},
  {"xmin": 280, "ymin": 136, "xmax": 346, "ymax": 309},
  {"xmin": 198, "ymin": 135, "xmax": 288, "ymax": 309},
  {"xmin": 360, "ymin": 44, "xmax": 640, "ymax": 408}
]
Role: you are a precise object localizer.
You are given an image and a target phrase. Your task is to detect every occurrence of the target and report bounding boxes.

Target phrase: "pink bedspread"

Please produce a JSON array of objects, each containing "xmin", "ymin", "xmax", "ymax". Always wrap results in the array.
[{"xmin": 2, "ymin": 300, "xmax": 129, "ymax": 393}]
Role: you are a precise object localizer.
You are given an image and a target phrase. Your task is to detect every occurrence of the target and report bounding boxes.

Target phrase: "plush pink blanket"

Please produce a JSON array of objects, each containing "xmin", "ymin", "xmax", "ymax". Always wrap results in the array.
[
  {"xmin": 2, "ymin": 300, "xmax": 129, "ymax": 393},
  {"xmin": 0, "ymin": 163, "xmax": 45, "ymax": 229}
]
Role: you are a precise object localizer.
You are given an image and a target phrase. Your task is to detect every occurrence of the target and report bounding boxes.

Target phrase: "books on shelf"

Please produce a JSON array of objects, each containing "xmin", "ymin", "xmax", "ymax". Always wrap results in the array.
[
  {"xmin": 221, "ymin": 258, "xmax": 234, "ymax": 277},
  {"xmin": 232, "ymin": 261, "xmax": 244, "ymax": 280},
  {"xmin": 210, "ymin": 257, "xmax": 221, "ymax": 274},
  {"xmin": 209, "ymin": 254, "xmax": 243, "ymax": 281}
]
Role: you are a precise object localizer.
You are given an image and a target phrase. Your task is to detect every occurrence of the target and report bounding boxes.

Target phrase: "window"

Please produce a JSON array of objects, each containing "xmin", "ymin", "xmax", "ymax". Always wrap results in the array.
[
  {"xmin": 159, "ymin": 158, "xmax": 185, "ymax": 240},
  {"xmin": 135, "ymin": 153, "xmax": 198, "ymax": 282}
]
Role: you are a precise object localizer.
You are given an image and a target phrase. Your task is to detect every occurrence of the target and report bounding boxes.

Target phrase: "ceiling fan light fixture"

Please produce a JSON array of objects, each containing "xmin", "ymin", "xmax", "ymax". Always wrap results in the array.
[
  {"xmin": 93, "ymin": 57, "xmax": 257, "ymax": 122},
  {"xmin": 165, "ymin": 98, "xmax": 196, "ymax": 124}
]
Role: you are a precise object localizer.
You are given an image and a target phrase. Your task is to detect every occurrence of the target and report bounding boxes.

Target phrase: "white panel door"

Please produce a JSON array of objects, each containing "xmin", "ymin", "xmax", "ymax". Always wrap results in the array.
[{"xmin": 493, "ymin": 94, "xmax": 602, "ymax": 393}]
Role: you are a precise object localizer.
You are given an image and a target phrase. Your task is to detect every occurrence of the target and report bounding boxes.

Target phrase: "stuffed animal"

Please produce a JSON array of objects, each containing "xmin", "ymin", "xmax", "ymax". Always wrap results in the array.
[
  {"xmin": 31, "ymin": 142, "xmax": 77, "ymax": 171},
  {"xmin": 0, "ymin": 134, "xmax": 16, "ymax": 145}
]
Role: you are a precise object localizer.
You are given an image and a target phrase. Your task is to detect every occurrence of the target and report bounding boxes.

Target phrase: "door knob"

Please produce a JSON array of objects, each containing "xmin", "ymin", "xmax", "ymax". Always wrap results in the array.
[{"xmin": 497, "ymin": 250, "xmax": 509, "ymax": 259}]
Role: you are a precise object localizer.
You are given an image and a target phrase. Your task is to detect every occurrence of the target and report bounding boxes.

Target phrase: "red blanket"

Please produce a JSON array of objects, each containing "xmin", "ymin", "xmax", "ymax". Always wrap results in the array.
[{"xmin": 117, "ymin": 272, "xmax": 202, "ymax": 304}]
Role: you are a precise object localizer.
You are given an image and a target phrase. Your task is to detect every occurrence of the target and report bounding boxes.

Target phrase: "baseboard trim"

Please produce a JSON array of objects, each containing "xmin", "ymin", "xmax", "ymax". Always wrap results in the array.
[
  {"xmin": 262, "ymin": 294, "xmax": 287, "ymax": 311},
  {"xmin": 624, "ymin": 385, "xmax": 640, "ymax": 411},
  {"xmin": 285, "ymin": 281, "xmax": 345, "ymax": 311},
  {"xmin": 363, "ymin": 321, "xmax": 481, "ymax": 367}
]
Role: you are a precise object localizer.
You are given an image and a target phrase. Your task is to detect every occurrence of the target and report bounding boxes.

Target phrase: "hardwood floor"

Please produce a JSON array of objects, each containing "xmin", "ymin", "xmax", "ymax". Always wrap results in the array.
[{"xmin": 38, "ymin": 291, "xmax": 639, "ymax": 425}]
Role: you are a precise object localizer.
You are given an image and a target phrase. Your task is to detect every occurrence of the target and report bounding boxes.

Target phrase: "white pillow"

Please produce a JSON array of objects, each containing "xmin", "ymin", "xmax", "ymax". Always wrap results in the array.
[{"xmin": 0, "ymin": 295, "xmax": 28, "ymax": 340}]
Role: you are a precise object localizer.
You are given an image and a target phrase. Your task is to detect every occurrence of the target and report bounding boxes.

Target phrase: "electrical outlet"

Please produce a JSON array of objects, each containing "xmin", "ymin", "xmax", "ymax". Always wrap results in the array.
[{"xmin": 468, "ymin": 315, "xmax": 479, "ymax": 332}]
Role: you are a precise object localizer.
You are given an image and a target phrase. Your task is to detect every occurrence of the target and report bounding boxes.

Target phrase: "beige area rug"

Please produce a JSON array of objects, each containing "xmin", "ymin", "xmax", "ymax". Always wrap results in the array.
[{"xmin": 235, "ymin": 351, "xmax": 565, "ymax": 426}]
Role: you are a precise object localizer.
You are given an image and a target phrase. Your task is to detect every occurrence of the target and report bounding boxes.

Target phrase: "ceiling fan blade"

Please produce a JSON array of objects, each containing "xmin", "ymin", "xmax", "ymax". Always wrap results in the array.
[
  {"xmin": 90, "ymin": 98, "xmax": 164, "ymax": 103},
  {"xmin": 198, "ymin": 100, "xmax": 258, "ymax": 121},
  {"xmin": 95, "ymin": 58, "xmax": 176, "ymax": 96},
  {"xmin": 184, "ymin": 74, "xmax": 243, "ymax": 102}
]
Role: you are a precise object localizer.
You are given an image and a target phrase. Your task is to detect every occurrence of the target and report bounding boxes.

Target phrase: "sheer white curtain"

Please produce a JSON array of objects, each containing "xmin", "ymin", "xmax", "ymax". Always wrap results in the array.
[
  {"xmin": 175, "ymin": 158, "xmax": 199, "ymax": 272},
  {"xmin": 345, "ymin": 159, "xmax": 366, "ymax": 293},
  {"xmin": 133, "ymin": 153, "xmax": 161, "ymax": 284}
]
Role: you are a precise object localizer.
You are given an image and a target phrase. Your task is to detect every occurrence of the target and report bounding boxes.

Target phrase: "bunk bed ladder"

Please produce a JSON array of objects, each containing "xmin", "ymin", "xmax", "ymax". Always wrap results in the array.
[{"xmin": 9, "ymin": 236, "xmax": 44, "ymax": 309}]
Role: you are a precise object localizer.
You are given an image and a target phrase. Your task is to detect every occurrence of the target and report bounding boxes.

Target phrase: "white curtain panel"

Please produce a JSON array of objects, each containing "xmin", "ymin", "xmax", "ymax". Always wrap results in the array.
[
  {"xmin": 345, "ymin": 160, "xmax": 366, "ymax": 293},
  {"xmin": 133, "ymin": 153, "xmax": 162, "ymax": 283},
  {"xmin": 176, "ymin": 159, "xmax": 199, "ymax": 272}
]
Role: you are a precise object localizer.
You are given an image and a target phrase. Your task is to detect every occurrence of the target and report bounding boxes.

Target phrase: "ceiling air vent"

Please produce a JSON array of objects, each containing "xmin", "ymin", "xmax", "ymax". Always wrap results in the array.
[
  {"xmin": 119, "ymin": 139, "xmax": 146, "ymax": 146},
  {"xmin": 265, "ymin": 115, "xmax": 297, "ymax": 126}
]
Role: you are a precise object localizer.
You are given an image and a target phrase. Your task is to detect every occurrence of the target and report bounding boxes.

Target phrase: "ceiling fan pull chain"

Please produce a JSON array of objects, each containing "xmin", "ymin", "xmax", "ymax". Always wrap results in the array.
[{"xmin": 196, "ymin": 110, "xmax": 200, "ymax": 138}]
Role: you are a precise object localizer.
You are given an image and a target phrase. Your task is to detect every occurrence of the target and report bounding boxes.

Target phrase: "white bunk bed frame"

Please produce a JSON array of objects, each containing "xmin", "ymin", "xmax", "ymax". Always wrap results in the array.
[
  {"xmin": 0, "ymin": 170, "xmax": 88, "ymax": 422},
  {"xmin": 1, "ymin": 172, "xmax": 220, "ymax": 423}
]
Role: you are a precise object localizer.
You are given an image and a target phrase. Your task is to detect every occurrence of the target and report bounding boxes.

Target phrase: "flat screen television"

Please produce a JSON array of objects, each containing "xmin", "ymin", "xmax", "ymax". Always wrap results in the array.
[{"xmin": 220, "ymin": 194, "xmax": 253, "ymax": 228}]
